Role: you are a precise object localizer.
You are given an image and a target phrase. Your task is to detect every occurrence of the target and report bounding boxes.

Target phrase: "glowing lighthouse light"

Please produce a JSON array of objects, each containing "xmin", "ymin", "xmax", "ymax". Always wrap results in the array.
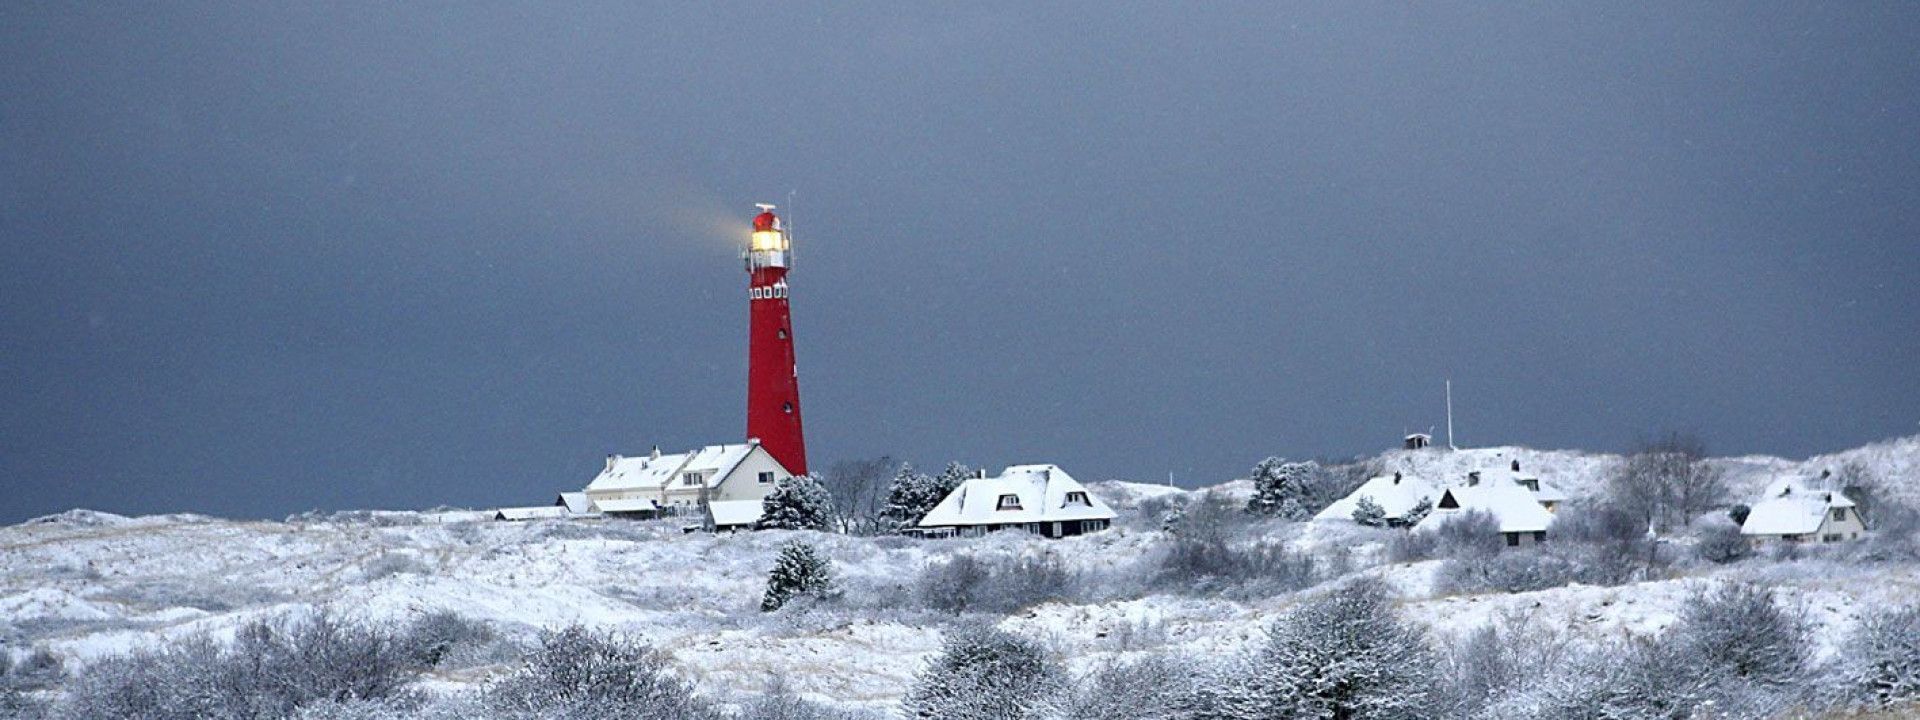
[{"xmin": 744, "ymin": 203, "xmax": 807, "ymax": 475}]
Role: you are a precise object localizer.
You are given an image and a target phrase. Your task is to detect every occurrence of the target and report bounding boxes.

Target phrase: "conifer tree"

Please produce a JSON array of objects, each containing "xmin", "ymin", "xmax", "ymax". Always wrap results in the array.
[
  {"xmin": 1403, "ymin": 497, "xmax": 1434, "ymax": 526},
  {"xmin": 1245, "ymin": 458, "xmax": 1317, "ymax": 520},
  {"xmin": 1224, "ymin": 578, "xmax": 1435, "ymax": 719},
  {"xmin": 1351, "ymin": 495, "xmax": 1388, "ymax": 527},
  {"xmin": 761, "ymin": 541, "xmax": 833, "ymax": 612},
  {"xmin": 759, "ymin": 474, "xmax": 835, "ymax": 531}
]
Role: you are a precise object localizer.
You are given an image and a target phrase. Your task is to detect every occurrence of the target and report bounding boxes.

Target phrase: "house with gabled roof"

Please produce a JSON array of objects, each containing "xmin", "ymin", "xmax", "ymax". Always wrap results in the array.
[
  {"xmin": 1741, "ymin": 480, "xmax": 1863, "ymax": 545},
  {"xmin": 1313, "ymin": 471, "xmax": 1441, "ymax": 527},
  {"xmin": 1413, "ymin": 480, "xmax": 1556, "ymax": 548},
  {"xmin": 917, "ymin": 464, "xmax": 1116, "ymax": 539},
  {"xmin": 583, "ymin": 440, "xmax": 791, "ymax": 519}
]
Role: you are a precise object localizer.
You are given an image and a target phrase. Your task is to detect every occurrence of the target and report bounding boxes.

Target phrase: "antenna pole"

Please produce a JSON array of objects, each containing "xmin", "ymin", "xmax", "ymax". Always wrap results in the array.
[{"xmin": 1446, "ymin": 379, "xmax": 1456, "ymax": 450}]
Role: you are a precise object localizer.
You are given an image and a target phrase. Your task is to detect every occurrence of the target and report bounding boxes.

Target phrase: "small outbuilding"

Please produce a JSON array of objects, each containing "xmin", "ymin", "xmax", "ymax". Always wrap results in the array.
[
  {"xmin": 1741, "ymin": 482, "xmax": 1864, "ymax": 545},
  {"xmin": 917, "ymin": 464, "xmax": 1116, "ymax": 539},
  {"xmin": 705, "ymin": 499, "xmax": 766, "ymax": 532}
]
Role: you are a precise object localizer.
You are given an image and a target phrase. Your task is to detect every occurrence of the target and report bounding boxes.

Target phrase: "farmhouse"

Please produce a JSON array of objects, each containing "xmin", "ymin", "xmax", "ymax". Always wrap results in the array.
[
  {"xmin": 1414, "ymin": 481, "xmax": 1555, "ymax": 547},
  {"xmin": 1741, "ymin": 482, "xmax": 1864, "ymax": 545},
  {"xmin": 917, "ymin": 464, "xmax": 1116, "ymax": 538},
  {"xmin": 583, "ymin": 441, "xmax": 792, "ymax": 519}
]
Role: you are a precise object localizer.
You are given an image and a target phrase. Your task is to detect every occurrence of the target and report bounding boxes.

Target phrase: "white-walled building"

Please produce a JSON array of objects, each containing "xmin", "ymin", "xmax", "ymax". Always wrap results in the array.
[
  {"xmin": 918, "ymin": 464, "xmax": 1116, "ymax": 539},
  {"xmin": 583, "ymin": 441, "xmax": 791, "ymax": 518},
  {"xmin": 1413, "ymin": 482, "xmax": 1556, "ymax": 548},
  {"xmin": 1741, "ymin": 481, "xmax": 1864, "ymax": 545}
]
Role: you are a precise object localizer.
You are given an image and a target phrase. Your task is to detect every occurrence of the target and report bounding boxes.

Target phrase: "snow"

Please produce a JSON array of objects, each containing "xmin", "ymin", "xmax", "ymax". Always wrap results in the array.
[
  {"xmin": 585, "ymin": 443, "xmax": 757, "ymax": 494},
  {"xmin": 1314, "ymin": 472, "xmax": 1441, "ymax": 522},
  {"xmin": 1742, "ymin": 484, "xmax": 1856, "ymax": 536},
  {"xmin": 708, "ymin": 500, "xmax": 764, "ymax": 527},
  {"xmin": 918, "ymin": 464, "xmax": 1116, "ymax": 528},
  {"xmin": 1416, "ymin": 483, "xmax": 1556, "ymax": 534}
]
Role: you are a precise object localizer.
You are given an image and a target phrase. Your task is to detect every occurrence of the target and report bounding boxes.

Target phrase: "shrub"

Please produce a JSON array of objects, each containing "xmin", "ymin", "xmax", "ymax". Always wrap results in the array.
[
  {"xmin": 1695, "ymin": 523, "xmax": 1753, "ymax": 564},
  {"xmin": 735, "ymin": 677, "xmax": 880, "ymax": 720},
  {"xmin": 1434, "ymin": 548, "xmax": 1578, "ymax": 595},
  {"xmin": 1054, "ymin": 655, "xmax": 1189, "ymax": 720},
  {"xmin": 60, "ymin": 612, "xmax": 417, "ymax": 720},
  {"xmin": 397, "ymin": 611, "xmax": 496, "ymax": 670},
  {"xmin": 760, "ymin": 475, "xmax": 836, "ymax": 531},
  {"xmin": 1521, "ymin": 638, "xmax": 1724, "ymax": 720},
  {"xmin": 1674, "ymin": 583, "xmax": 1810, "ymax": 689},
  {"xmin": 1439, "ymin": 617, "xmax": 1573, "ymax": 718},
  {"xmin": 1840, "ymin": 604, "xmax": 1920, "ymax": 705},
  {"xmin": 1351, "ymin": 496, "xmax": 1387, "ymax": 527},
  {"xmin": 1245, "ymin": 458, "xmax": 1317, "ymax": 520},
  {"xmin": 916, "ymin": 553, "xmax": 1083, "ymax": 614},
  {"xmin": 1222, "ymin": 578, "xmax": 1434, "ymax": 719},
  {"xmin": 902, "ymin": 625, "xmax": 1063, "ymax": 720},
  {"xmin": 763, "ymin": 541, "xmax": 835, "ymax": 612},
  {"xmin": 482, "ymin": 625, "xmax": 711, "ymax": 719}
]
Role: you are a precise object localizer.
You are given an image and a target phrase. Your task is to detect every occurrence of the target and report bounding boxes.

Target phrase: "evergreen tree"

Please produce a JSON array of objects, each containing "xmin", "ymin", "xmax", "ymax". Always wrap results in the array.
[
  {"xmin": 902, "ymin": 625, "xmax": 1062, "ymax": 720},
  {"xmin": 1224, "ymin": 578, "xmax": 1435, "ymax": 719},
  {"xmin": 759, "ymin": 474, "xmax": 835, "ymax": 531},
  {"xmin": 761, "ymin": 541, "xmax": 834, "ymax": 612},
  {"xmin": 880, "ymin": 462, "xmax": 973, "ymax": 531},
  {"xmin": 1351, "ymin": 496, "xmax": 1387, "ymax": 527},
  {"xmin": 1245, "ymin": 458, "xmax": 1317, "ymax": 520},
  {"xmin": 1403, "ymin": 497, "xmax": 1434, "ymax": 526}
]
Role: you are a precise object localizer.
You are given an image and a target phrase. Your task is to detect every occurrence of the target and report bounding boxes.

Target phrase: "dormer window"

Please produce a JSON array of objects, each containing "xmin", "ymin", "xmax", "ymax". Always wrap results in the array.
[
  {"xmin": 681, "ymin": 472, "xmax": 704, "ymax": 487},
  {"xmin": 996, "ymin": 494, "xmax": 1023, "ymax": 511},
  {"xmin": 1519, "ymin": 479, "xmax": 1539, "ymax": 492},
  {"xmin": 1064, "ymin": 491, "xmax": 1090, "ymax": 507}
]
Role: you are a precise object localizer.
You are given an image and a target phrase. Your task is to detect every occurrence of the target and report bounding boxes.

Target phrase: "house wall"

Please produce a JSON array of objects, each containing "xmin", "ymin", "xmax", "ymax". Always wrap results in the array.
[
  {"xmin": 1816, "ymin": 507, "xmax": 1866, "ymax": 542},
  {"xmin": 657, "ymin": 449, "xmax": 788, "ymax": 508}
]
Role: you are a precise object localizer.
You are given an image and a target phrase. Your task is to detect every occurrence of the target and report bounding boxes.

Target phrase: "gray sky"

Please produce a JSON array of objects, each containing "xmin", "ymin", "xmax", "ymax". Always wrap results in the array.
[{"xmin": 3, "ymin": 3, "xmax": 1917, "ymax": 523}]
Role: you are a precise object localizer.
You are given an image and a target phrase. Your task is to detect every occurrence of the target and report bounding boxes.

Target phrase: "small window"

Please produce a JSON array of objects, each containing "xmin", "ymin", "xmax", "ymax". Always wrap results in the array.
[
  {"xmin": 1823, "ymin": 534, "xmax": 1841, "ymax": 543},
  {"xmin": 996, "ymin": 494, "xmax": 1023, "ymax": 511},
  {"xmin": 777, "ymin": 328, "xmax": 788, "ymax": 340},
  {"xmin": 1532, "ymin": 531, "xmax": 1546, "ymax": 543},
  {"xmin": 782, "ymin": 402, "xmax": 793, "ymax": 414},
  {"xmin": 758, "ymin": 471, "xmax": 775, "ymax": 485},
  {"xmin": 1505, "ymin": 532, "xmax": 1520, "ymax": 547},
  {"xmin": 1519, "ymin": 479, "xmax": 1539, "ymax": 492},
  {"xmin": 682, "ymin": 472, "xmax": 703, "ymax": 486},
  {"xmin": 1064, "ymin": 491, "xmax": 1089, "ymax": 506},
  {"xmin": 1832, "ymin": 509, "xmax": 1846, "ymax": 521}
]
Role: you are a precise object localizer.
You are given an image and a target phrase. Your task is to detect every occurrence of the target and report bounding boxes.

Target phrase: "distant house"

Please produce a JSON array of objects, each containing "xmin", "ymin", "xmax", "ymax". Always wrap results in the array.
[
  {"xmin": 1741, "ymin": 482, "xmax": 1864, "ymax": 545},
  {"xmin": 583, "ymin": 441, "xmax": 791, "ymax": 518},
  {"xmin": 704, "ymin": 499, "xmax": 765, "ymax": 532},
  {"xmin": 1467, "ymin": 460, "xmax": 1569, "ymax": 513},
  {"xmin": 917, "ymin": 464, "xmax": 1116, "ymax": 539},
  {"xmin": 495, "ymin": 492, "xmax": 600, "ymax": 521},
  {"xmin": 1313, "ymin": 471, "xmax": 1441, "ymax": 527},
  {"xmin": 1414, "ymin": 480, "xmax": 1555, "ymax": 548},
  {"xmin": 1404, "ymin": 433, "xmax": 1433, "ymax": 450}
]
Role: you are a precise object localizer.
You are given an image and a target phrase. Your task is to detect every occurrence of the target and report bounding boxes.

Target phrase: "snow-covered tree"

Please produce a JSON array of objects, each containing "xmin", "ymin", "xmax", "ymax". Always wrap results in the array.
[
  {"xmin": 483, "ymin": 625, "xmax": 711, "ymax": 719},
  {"xmin": 1402, "ymin": 496, "xmax": 1434, "ymax": 526},
  {"xmin": 759, "ymin": 474, "xmax": 835, "ymax": 531},
  {"xmin": 1674, "ymin": 583, "xmax": 1810, "ymax": 690},
  {"xmin": 879, "ymin": 462, "xmax": 971, "ymax": 531},
  {"xmin": 761, "ymin": 541, "xmax": 833, "ymax": 612},
  {"xmin": 1840, "ymin": 604, "xmax": 1920, "ymax": 705},
  {"xmin": 1244, "ymin": 458, "xmax": 1317, "ymax": 520},
  {"xmin": 902, "ymin": 625, "xmax": 1062, "ymax": 720},
  {"xmin": 1221, "ymin": 577, "xmax": 1434, "ymax": 719},
  {"xmin": 1351, "ymin": 495, "xmax": 1387, "ymax": 527}
]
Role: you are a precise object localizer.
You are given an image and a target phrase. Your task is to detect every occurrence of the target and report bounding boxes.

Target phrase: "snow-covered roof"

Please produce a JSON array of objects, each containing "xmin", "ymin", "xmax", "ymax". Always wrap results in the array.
[
  {"xmin": 592, "ymin": 497, "xmax": 660, "ymax": 514},
  {"xmin": 555, "ymin": 492, "xmax": 593, "ymax": 515},
  {"xmin": 707, "ymin": 500, "xmax": 764, "ymax": 528},
  {"xmin": 1415, "ymin": 483, "xmax": 1554, "ymax": 534},
  {"xmin": 1741, "ymin": 484, "xmax": 1855, "ymax": 536},
  {"xmin": 918, "ymin": 464, "xmax": 1116, "ymax": 528},
  {"xmin": 495, "ymin": 506, "xmax": 569, "ymax": 521},
  {"xmin": 584, "ymin": 443, "xmax": 758, "ymax": 493},
  {"xmin": 1313, "ymin": 472, "xmax": 1441, "ymax": 522}
]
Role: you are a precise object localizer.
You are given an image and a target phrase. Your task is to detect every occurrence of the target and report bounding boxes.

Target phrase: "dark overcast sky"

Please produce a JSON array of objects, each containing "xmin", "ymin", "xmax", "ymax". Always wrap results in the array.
[{"xmin": 3, "ymin": 3, "xmax": 1917, "ymax": 523}]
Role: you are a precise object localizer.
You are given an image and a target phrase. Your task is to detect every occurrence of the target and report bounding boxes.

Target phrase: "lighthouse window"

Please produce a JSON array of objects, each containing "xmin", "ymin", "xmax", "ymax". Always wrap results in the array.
[
  {"xmin": 782, "ymin": 402, "xmax": 793, "ymax": 414},
  {"xmin": 777, "ymin": 328, "xmax": 787, "ymax": 340}
]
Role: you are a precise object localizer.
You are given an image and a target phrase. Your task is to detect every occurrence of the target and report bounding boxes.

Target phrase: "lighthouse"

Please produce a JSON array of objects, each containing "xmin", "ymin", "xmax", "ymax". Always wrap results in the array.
[{"xmin": 745, "ymin": 204, "xmax": 808, "ymax": 475}]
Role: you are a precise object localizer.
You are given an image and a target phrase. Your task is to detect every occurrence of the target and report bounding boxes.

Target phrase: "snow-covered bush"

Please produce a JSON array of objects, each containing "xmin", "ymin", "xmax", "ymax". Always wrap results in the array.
[
  {"xmin": 1211, "ymin": 577, "xmax": 1435, "ymax": 719},
  {"xmin": 1244, "ymin": 457, "xmax": 1317, "ymax": 520},
  {"xmin": 482, "ymin": 625, "xmax": 711, "ymax": 719},
  {"xmin": 735, "ymin": 677, "xmax": 881, "ymax": 720},
  {"xmin": 762, "ymin": 541, "xmax": 835, "ymax": 612},
  {"xmin": 1695, "ymin": 522, "xmax": 1753, "ymax": 564},
  {"xmin": 396, "ymin": 610, "xmax": 497, "ymax": 670},
  {"xmin": 0, "ymin": 649, "xmax": 55, "ymax": 719},
  {"xmin": 1838, "ymin": 604, "xmax": 1920, "ymax": 706},
  {"xmin": 1434, "ymin": 547, "xmax": 1579, "ymax": 595},
  {"xmin": 901, "ymin": 625, "xmax": 1063, "ymax": 720},
  {"xmin": 1151, "ymin": 535, "xmax": 1316, "ymax": 596},
  {"xmin": 1054, "ymin": 655, "xmax": 1189, "ymax": 720},
  {"xmin": 1674, "ymin": 583, "xmax": 1811, "ymax": 690},
  {"xmin": 916, "ymin": 553, "xmax": 1085, "ymax": 614},
  {"xmin": 760, "ymin": 474, "xmax": 836, "ymax": 531},
  {"xmin": 361, "ymin": 552, "xmax": 429, "ymax": 581},
  {"xmin": 1351, "ymin": 495, "xmax": 1387, "ymax": 527},
  {"xmin": 60, "ymin": 612, "xmax": 418, "ymax": 720},
  {"xmin": 1518, "ymin": 638, "xmax": 1725, "ymax": 720},
  {"xmin": 1438, "ymin": 618, "xmax": 1573, "ymax": 718},
  {"xmin": 1431, "ymin": 509, "xmax": 1504, "ymax": 558}
]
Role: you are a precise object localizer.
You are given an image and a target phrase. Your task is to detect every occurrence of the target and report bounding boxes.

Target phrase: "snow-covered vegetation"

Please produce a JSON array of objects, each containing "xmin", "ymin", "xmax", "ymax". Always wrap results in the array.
[{"xmin": 4, "ymin": 436, "xmax": 1919, "ymax": 718}]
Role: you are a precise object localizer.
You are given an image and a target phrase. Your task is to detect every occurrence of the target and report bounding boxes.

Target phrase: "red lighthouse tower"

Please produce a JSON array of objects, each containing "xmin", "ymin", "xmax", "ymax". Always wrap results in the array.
[{"xmin": 745, "ymin": 204, "xmax": 808, "ymax": 475}]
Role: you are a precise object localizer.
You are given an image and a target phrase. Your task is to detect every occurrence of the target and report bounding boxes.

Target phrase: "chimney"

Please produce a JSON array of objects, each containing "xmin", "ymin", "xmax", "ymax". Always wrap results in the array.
[
  {"xmin": 650, "ymin": 446, "xmax": 661, "ymax": 460},
  {"xmin": 1511, "ymin": 459, "xmax": 1520, "ymax": 472},
  {"xmin": 977, "ymin": 468, "xmax": 987, "ymax": 479},
  {"xmin": 1467, "ymin": 471, "xmax": 1481, "ymax": 487},
  {"xmin": 605, "ymin": 454, "xmax": 620, "ymax": 472},
  {"xmin": 1393, "ymin": 471, "xmax": 1403, "ymax": 485}
]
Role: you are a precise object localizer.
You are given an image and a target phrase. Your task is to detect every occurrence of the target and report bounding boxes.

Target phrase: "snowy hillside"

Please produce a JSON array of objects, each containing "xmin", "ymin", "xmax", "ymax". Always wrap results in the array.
[{"xmin": 3, "ymin": 435, "xmax": 1918, "ymax": 716}]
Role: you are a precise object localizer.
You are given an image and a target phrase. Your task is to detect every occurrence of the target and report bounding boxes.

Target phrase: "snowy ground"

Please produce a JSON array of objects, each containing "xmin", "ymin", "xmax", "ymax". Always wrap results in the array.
[{"xmin": 3, "ymin": 436, "xmax": 1916, "ymax": 712}]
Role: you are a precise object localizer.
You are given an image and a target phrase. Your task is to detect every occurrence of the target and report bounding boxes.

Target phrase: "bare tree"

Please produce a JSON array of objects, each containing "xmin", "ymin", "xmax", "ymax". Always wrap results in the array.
[
  {"xmin": 1608, "ymin": 432, "xmax": 1725, "ymax": 533},
  {"xmin": 816, "ymin": 456, "xmax": 896, "ymax": 534}
]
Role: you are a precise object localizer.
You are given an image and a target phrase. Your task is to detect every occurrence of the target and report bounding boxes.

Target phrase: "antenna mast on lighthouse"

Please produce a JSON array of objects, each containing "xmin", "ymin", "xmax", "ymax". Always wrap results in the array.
[{"xmin": 744, "ymin": 203, "xmax": 808, "ymax": 475}]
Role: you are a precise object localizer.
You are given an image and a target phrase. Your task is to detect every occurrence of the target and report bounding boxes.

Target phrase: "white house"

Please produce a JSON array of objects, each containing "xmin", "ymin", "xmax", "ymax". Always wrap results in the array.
[
  {"xmin": 583, "ymin": 441, "xmax": 791, "ymax": 518},
  {"xmin": 917, "ymin": 464, "xmax": 1116, "ymax": 539},
  {"xmin": 495, "ymin": 492, "xmax": 601, "ymax": 521},
  {"xmin": 1414, "ymin": 481, "xmax": 1556, "ymax": 548},
  {"xmin": 1313, "ymin": 471, "xmax": 1441, "ymax": 526},
  {"xmin": 1467, "ymin": 461, "xmax": 1569, "ymax": 513},
  {"xmin": 1741, "ymin": 482, "xmax": 1864, "ymax": 545}
]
